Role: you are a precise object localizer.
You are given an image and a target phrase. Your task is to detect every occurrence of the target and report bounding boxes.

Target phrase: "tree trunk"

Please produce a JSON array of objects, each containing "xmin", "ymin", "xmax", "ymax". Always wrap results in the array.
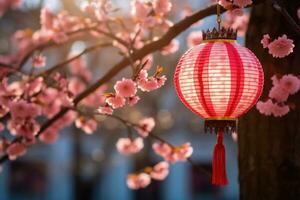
[{"xmin": 239, "ymin": 0, "xmax": 300, "ymax": 199}]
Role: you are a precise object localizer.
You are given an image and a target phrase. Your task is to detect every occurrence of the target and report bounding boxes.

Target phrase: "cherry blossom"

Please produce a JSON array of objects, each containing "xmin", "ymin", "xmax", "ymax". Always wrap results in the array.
[
  {"xmin": 138, "ymin": 77, "xmax": 159, "ymax": 92},
  {"xmin": 256, "ymin": 99, "xmax": 290, "ymax": 117},
  {"xmin": 131, "ymin": 0, "xmax": 151, "ymax": 22},
  {"xmin": 279, "ymin": 74, "xmax": 300, "ymax": 95},
  {"xmin": 272, "ymin": 103, "xmax": 290, "ymax": 117},
  {"xmin": 187, "ymin": 31, "xmax": 203, "ymax": 48},
  {"xmin": 224, "ymin": 11, "xmax": 249, "ymax": 37},
  {"xmin": 153, "ymin": 0, "xmax": 172, "ymax": 16},
  {"xmin": 230, "ymin": 8, "xmax": 244, "ymax": 17},
  {"xmin": 97, "ymin": 105, "xmax": 113, "ymax": 115},
  {"xmin": 69, "ymin": 57, "xmax": 92, "ymax": 82},
  {"xmin": 7, "ymin": 118, "xmax": 40, "ymax": 140},
  {"xmin": 168, "ymin": 143, "xmax": 193, "ymax": 162},
  {"xmin": 6, "ymin": 143, "xmax": 27, "ymax": 160},
  {"xmin": 32, "ymin": 54, "xmax": 46, "ymax": 68},
  {"xmin": 135, "ymin": 117, "xmax": 155, "ymax": 137},
  {"xmin": 268, "ymin": 35, "xmax": 294, "ymax": 58},
  {"xmin": 9, "ymin": 100, "xmax": 41, "ymax": 120},
  {"xmin": 39, "ymin": 127, "xmax": 59, "ymax": 144},
  {"xmin": 75, "ymin": 117, "xmax": 98, "ymax": 134},
  {"xmin": 268, "ymin": 85, "xmax": 289, "ymax": 102},
  {"xmin": 128, "ymin": 96, "xmax": 140, "ymax": 106},
  {"xmin": 26, "ymin": 77, "xmax": 44, "ymax": 96},
  {"xmin": 116, "ymin": 137, "xmax": 144, "ymax": 155},
  {"xmin": 127, "ymin": 173, "xmax": 151, "ymax": 190},
  {"xmin": 153, "ymin": 142, "xmax": 193, "ymax": 163},
  {"xmin": 137, "ymin": 68, "xmax": 167, "ymax": 92},
  {"xmin": 261, "ymin": 34, "xmax": 271, "ymax": 49},
  {"xmin": 256, "ymin": 99, "xmax": 274, "ymax": 116},
  {"xmin": 152, "ymin": 142, "xmax": 172, "ymax": 157},
  {"xmin": 161, "ymin": 39, "xmax": 179, "ymax": 55},
  {"xmin": 233, "ymin": 0, "xmax": 252, "ymax": 8},
  {"xmin": 106, "ymin": 95, "xmax": 126, "ymax": 109},
  {"xmin": 114, "ymin": 78, "xmax": 137, "ymax": 98},
  {"xmin": 40, "ymin": 8, "xmax": 54, "ymax": 30},
  {"xmin": 157, "ymin": 76, "xmax": 167, "ymax": 88},
  {"xmin": 0, "ymin": 0, "xmax": 22, "ymax": 17},
  {"xmin": 150, "ymin": 161, "xmax": 169, "ymax": 180}
]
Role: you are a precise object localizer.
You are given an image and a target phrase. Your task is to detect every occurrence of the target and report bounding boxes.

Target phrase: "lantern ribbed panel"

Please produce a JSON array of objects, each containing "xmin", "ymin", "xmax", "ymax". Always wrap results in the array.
[{"xmin": 174, "ymin": 41, "xmax": 264, "ymax": 119}]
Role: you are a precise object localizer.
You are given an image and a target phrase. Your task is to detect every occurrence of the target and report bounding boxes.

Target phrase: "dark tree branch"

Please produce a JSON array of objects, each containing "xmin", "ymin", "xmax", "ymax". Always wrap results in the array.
[{"xmin": 272, "ymin": 0, "xmax": 300, "ymax": 36}]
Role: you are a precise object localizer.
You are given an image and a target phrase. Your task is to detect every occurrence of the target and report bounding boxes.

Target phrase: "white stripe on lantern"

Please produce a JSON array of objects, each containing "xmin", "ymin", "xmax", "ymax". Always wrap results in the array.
[
  {"xmin": 177, "ymin": 45, "xmax": 210, "ymax": 118},
  {"xmin": 206, "ymin": 42, "xmax": 232, "ymax": 117}
]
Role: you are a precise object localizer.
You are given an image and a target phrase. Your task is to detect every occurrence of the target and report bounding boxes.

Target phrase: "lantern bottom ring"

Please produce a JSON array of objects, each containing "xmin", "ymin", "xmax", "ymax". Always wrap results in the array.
[{"xmin": 204, "ymin": 119, "xmax": 237, "ymax": 134}]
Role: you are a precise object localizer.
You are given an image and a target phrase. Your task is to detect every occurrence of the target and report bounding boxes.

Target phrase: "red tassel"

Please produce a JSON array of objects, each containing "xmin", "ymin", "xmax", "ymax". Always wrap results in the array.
[{"xmin": 212, "ymin": 130, "xmax": 228, "ymax": 186}]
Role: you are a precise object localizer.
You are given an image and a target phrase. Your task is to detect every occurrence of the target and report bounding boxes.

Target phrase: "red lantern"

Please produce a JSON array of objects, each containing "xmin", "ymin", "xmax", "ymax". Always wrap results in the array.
[{"xmin": 174, "ymin": 28, "xmax": 264, "ymax": 185}]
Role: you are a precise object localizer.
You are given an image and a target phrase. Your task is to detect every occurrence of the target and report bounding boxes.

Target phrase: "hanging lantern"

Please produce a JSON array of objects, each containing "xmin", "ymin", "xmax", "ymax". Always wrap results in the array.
[{"xmin": 173, "ymin": 5, "xmax": 264, "ymax": 186}]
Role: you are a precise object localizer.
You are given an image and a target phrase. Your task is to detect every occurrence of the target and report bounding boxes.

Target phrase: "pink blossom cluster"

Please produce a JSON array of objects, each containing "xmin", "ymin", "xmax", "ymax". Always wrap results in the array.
[
  {"xmin": 97, "ymin": 68, "xmax": 167, "ymax": 115},
  {"xmin": 0, "ymin": 53, "xmax": 110, "ymax": 158},
  {"xmin": 219, "ymin": 0, "xmax": 252, "ymax": 9},
  {"xmin": 112, "ymin": 0, "xmax": 176, "ymax": 55},
  {"xmin": 0, "ymin": 74, "xmax": 72, "ymax": 158},
  {"xmin": 261, "ymin": 34, "xmax": 294, "ymax": 58},
  {"xmin": 1, "ymin": 8, "xmax": 93, "ymax": 67},
  {"xmin": 153, "ymin": 142, "xmax": 193, "ymax": 163},
  {"xmin": 223, "ymin": 9, "xmax": 249, "ymax": 36},
  {"xmin": 127, "ymin": 161, "xmax": 169, "ymax": 189},
  {"xmin": 131, "ymin": 0, "xmax": 172, "ymax": 24},
  {"xmin": 116, "ymin": 137, "xmax": 144, "ymax": 155},
  {"xmin": 256, "ymin": 74, "xmax": 300, "ymax": 117},
  {"xmin": 115, "ymin": 117, "xmax": 155, "ymax": 155},
  {"xmin": 187, "ymin": 31, "xmax": 203, "ymax": 48}
]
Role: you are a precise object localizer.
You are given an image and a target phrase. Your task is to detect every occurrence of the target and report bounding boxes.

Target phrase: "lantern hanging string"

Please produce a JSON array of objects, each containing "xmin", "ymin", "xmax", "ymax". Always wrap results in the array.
[{"xmin": 216, "ymin": 1, "xmax": 221, "ymax": 31}]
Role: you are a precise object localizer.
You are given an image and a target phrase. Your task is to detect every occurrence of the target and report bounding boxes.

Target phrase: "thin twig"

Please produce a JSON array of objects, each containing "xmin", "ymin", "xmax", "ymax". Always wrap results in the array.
[
  {"xmin": 18, "ymin": 24, "xmax": 100, "ymax": 70},
  {"xmin": 37, "ymin": 42, "xmax": 111, "ymax": 76},
  {"xmin": 272, "ymin": 0, "xmax": 300, "ymax": 36}
]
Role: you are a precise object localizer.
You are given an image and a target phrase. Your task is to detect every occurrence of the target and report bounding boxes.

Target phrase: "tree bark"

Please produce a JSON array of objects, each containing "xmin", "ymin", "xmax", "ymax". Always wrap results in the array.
[{"xmin": 239, "ymin": 0, "xmax": 300, "ymax": 199}]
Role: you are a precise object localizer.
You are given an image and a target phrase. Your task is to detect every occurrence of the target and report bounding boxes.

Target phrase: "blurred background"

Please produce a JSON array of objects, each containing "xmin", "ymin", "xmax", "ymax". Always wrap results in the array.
[{"xmin": 0, "ymin": 0, "xmax": 241, "ymax": 199}]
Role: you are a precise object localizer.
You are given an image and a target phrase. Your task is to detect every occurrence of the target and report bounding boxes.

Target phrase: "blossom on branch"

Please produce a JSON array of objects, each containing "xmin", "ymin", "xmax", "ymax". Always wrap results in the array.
[
  {"xmin": 127, "ymin": 173, "xmax": 151, "ymax": 190},
  {"xmin": 150, "ymin": 161, "xmax": 169, "ymax": 180},
  {"xmin": 6, "ymin": 142, "xmax": 27, "ymax": 160},
  {"xmin": 116, "ymin": 137, "xmax": 144, "ymax": 155},
  {"xmin": 161, "ymin": 39, "xmax": 179, "ymax": 55},
  {"xmin": 114, "ymin": 78, "xmax": 137, "ymax": 98},
  {"xmin": 106, "ymin": 95, "xmax": 126, "ymax": 109},
  {"xmin": 127, "ymin": 161, "xmax": 169, "ymax": 189},
  {"xmin": 267, "ymin": 35, "xmax": 294, "ymax": 58},
  {"xmin": 261, "ymin": 34, "xmax": 270, "ymax": 49},
  {"xmin": 187, "ymin": 31, "xmax": 203, "ymax": 48},
  {"xmin": 152, "ymin": 142, "xmax": 193, "ymax": 163},
  {"xmin": 75, "ymin": 117, "xmax": 98, "ymax": 134},
  {"xmin": 153, "ymin": 0, "xmax": 172, "ymax": 16},
  {"xmin": 233, "ymin": 0, "xmax": 252, "ymax": 8},
  {"xmin": 135, "ymin": 117, "xmax": 155, "ymax": 137}
]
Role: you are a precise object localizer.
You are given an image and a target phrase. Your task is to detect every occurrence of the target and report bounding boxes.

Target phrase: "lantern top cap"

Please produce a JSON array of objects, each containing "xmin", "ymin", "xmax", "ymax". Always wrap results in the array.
[{"xmin": 202, "ymin": 27, "xmax": 237, "ymax": 41}]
